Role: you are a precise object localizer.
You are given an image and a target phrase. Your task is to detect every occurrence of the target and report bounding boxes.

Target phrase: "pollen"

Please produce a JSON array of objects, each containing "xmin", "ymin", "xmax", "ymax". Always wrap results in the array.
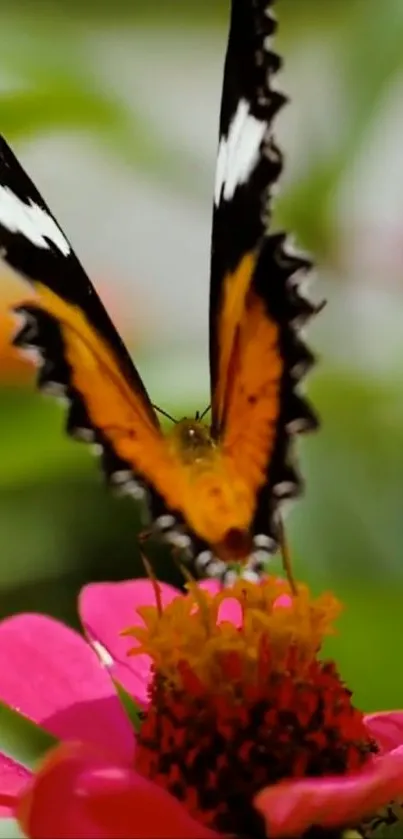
[{"xmin": 125, "ymin": 580, "xmax": 375, "ymax": 837}]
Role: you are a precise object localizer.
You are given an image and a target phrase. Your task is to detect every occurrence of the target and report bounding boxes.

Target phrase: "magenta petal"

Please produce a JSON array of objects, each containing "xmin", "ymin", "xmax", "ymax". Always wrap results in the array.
[
  {"xmin": 254, "ymin": 747, "xmax": 403, "ymax": 837},
  {"xmin": 0, "ymin": 614, "xmax": 134, "ymax": 763},
  {"xmin": 273, "ymin": 594, "xmax": 292, "ymax": 610},
  {"xmin": 196, "ymin": 581, "xmax": 244, "ymax": 625},
  {"xmin": 365, "ymin": 711, "xmax": 403, "ymax": 754},
  {"xmin": 0, "ymin": 753, "xmax": 31, "ymax": 817},
  {"xmin": 217, "ymin": 598, "xmax": 243, "ymax": 627},
  {"xmin": 81, "ymin": 761, "xmax": 219, "ymax": 838},
  {"xmin": 79, "ymin": 579, "xmax": 181, "ymax": 706},
  {"xmin": 198, "ymin": 581, "xmax": 221, "ymax": 595},
  {"xmin": 19, "ymin": 740, "xmax": 219, "ymax": 839},
  {"xmin": 19, "ymin": 742, "xmax": 117, "ymax": 838}
]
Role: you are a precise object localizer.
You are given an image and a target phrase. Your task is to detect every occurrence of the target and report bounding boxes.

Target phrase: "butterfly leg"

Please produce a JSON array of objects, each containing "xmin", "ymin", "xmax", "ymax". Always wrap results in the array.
[
  {"xmin": 138, "ymin": 549, "xmax": 165, "ymax": 614},
  {"xmin": 140, "ymin": 525, "xmax": 237, "ymax": 588},
  {"xmin": 138, "ymin": 529, "xmax": 184, "ymax": 602},
  {"xmin": 138, "ymin": 528, "xmax": 157, "ymax": 573},
  {"xmin": 139, "ymin": 523, "xmax": 195, "ymax": 581},
  {"xmin": 278, "ymin": 518, "xmax": 297, "ymax": 595}
]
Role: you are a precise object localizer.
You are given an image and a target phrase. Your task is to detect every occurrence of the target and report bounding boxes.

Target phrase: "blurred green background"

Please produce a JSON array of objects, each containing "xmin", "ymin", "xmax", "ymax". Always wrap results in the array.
[{"xmin": 0, "ymin": 0, "xmax": 402, "ymax": 715}]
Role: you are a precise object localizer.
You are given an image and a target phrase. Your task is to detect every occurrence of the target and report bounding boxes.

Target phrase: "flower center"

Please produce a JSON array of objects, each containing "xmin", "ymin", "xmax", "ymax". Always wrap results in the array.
[{"xmin": 126, "ymin": 580, "xmax": 375, "ymax": 837}]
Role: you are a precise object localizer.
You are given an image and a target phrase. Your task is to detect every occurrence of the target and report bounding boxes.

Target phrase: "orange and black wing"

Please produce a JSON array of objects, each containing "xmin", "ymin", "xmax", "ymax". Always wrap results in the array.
[
  {"xmin": 0, "ymin": 136, "xmax": 182, "ymax": 516},
  {"xmin": 209, "ymin": 0, "xmax": 320, "ymax": 555}
]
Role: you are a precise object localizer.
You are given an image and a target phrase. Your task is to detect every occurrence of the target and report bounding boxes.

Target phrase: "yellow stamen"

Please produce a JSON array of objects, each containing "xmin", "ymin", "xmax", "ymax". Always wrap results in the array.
[{"xmin": 124, "ymin": 578, "xmax": 341, "ymax": 696}]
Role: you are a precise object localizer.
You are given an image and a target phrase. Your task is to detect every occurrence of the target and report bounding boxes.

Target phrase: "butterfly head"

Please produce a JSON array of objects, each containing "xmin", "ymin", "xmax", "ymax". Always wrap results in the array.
[{"xmin": 168, "ymin": 418, "xmax": 215, "ymax": 465}]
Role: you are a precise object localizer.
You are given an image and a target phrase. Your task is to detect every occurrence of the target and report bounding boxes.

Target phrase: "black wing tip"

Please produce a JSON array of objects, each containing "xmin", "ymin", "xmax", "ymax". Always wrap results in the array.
[{"xmin": 0, "ymin": 134, "xmax": 17, "ymax": 163}]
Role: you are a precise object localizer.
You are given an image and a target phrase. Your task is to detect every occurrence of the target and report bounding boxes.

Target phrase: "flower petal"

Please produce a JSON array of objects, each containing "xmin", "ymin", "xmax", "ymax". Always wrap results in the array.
[
  {"xmin": 365, "ymin": 711, "xmax": 403, "ymax": 754},
  {"xmin": 197, "ymin": 581, "xmax": 221, "ymax": 595},
  {"xmin": 192, "ymin": 581, "xmax": 243, "ymax": 625},
  {"xmin": 81, "ymin": 759, "xmax": 219, "ymax": 838},
  {"xmin": 79, "ymin": 580, "xmax": 182, "ymax": 706},
  {"xmin": 273, "ymin": 594, "xmax": 293, "ymax": 610},
  {"xmin": 19, "ymin": 741, "xmax": 218, "ymax": 839},
  {"xmin": 217, "ymin": 598, "xmax": 243, "ymax": 627},
  {"xmin": 0, "ymin": 614, "xmax": 134, "ymax": 764},
  {"xmin": 18, "ymin": 742, "xmax": 113, "ymax": 838},
  {"xmin": 0, "ymin": 753, "xmax": 30, "ymax": 817},
  {"xmin": 254, "ymin": 747, "xmax": 403, "ymax": 837}
]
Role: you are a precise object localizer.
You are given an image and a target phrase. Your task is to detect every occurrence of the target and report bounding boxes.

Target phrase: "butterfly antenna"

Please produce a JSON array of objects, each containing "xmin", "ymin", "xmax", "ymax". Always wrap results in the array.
[
  {"xmin": 152, "ymin": 404, "xmax": 177, "ymax": 424},
  {"xmin": 278, "ymin": 518, "xmax": 297, "ymax": 596},
  {"xmin": 198, "ymin": 404, "xmax": 211, "ymax": 421}
]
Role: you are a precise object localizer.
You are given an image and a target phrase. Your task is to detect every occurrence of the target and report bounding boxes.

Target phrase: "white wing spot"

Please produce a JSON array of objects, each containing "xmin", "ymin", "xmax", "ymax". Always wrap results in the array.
[
  {"xmin": 155, "ymin": 514, "xmax": 176, "ymax": 531},
  {"xmin": 253, "ymin": 533, "xmax": 273, "ymax": 550},
  {"xmin": 0, "ymin": 186, "xmax": 70, "ymax": 255},
  {"xmin": 215, "ymin": 99, "xmax": 266, "ymax": 205}
]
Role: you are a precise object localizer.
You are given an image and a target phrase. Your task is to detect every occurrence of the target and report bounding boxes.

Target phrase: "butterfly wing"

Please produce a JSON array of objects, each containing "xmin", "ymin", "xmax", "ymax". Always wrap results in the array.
[
  {"xmin": 0, "ymin": 138, "xmax": 153, "ymax": 414},
  {"xmin": 210, "ymin": 0, "xmax": 320, "ymax": 553},
  {"xmin": 0, "ymin": 137, "xmax": 187, "ymax": 515}
]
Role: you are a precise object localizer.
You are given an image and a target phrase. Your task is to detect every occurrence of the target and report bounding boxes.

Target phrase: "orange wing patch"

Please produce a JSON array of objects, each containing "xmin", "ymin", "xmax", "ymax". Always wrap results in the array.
[
  {"xmin": 29, "ymin": 285, "xmax": 186, "ymax": 513},
  {"xmin": 221, "ymin": 287, "xmax": 282, "ymax": 492},
  {"xmin": 20, "ymin": 286, "xmax": 274, "ymax": 556},
  {"xmin": 213, "ymin": 252, "xmax": 283, "ymax": 499},
  {"xmin": 213, "ymin": 251, "xmax": 257, "ymax": 428},
  {"xmin": 28, "ymin": 285, "xmax": 255, "ymax": 549}
]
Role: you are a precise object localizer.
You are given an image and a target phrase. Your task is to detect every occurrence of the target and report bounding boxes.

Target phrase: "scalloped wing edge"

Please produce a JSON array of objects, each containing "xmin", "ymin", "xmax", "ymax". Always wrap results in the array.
[
  {"xmin": 11, "ymin": 304, "xmax": 207, "ymax": 571},
  {"xmin": 12, "ymin": 304, "xmax": 152, "ymax": 513},
  {"xmin": 248, "ymin": 231, "xmax": 322, "ymax": 556}
]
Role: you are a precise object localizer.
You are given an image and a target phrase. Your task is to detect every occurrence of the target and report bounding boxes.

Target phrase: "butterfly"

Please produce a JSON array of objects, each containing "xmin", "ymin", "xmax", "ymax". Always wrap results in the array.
[{"xmin": 2, "ymin": 0, "xmax": 319, "ymax": 583}]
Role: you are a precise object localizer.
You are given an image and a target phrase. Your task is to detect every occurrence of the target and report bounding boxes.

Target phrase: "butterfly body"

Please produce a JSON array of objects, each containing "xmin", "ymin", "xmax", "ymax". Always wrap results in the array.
[
  {"xmin": 152, "ymin": 419, "xmax": 255, "ymax": 551},
  {"xmin": 168, "ymin": 418, "xmax": 215, "ymax": 465},
  {"xmin": 3, "ymin": 0, "xmax": 320, "ymax": 581}
]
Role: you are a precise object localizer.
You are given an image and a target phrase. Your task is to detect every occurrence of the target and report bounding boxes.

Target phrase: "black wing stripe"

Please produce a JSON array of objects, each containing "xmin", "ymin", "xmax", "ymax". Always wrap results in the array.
[{"xmin": 0, "ymin": 135, "xmax": 156, "ymax": 421}]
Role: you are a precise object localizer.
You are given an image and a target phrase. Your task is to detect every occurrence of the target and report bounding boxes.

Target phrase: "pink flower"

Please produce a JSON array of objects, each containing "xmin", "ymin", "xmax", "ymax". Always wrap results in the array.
[
  {"xmin": 0, "ymin": 579, "xmax": 233, "ymax": 837},
  {"xmin": 255, "ymin": 714, "xmax": 403, "ymax": 836},
  {"xmin": 0, "ymin": 578, "xmax": 402, "ymax": 838}
]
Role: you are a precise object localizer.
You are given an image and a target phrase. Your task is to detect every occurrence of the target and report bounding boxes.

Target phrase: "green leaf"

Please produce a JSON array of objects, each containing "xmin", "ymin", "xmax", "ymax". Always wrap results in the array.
[
  {"xmin": 112, "ymin": 678, "xmax": 143, "ymax": 733},
  {"xmin": 0, "ymin": 699, "xmax": 57, "ymax": 769}
]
